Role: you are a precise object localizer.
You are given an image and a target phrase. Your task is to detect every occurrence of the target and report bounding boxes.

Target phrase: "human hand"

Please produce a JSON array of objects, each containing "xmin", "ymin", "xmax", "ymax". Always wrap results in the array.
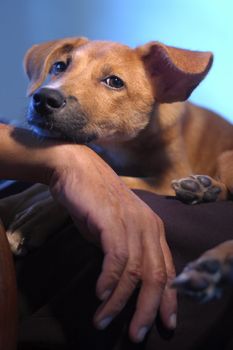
[
  {"xmin": 49, "ymin": 144, "xmax": 177, "ymax": 343},
  {"xmin": 0, "ymin": 124, "xmax": 176, "ymax": 341}
]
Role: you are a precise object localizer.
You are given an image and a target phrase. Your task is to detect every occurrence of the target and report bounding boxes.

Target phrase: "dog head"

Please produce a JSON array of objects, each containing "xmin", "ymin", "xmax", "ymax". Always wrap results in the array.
[{"xmin": 24, "ymin": 37, "xmax": 213, "ymax": 143}]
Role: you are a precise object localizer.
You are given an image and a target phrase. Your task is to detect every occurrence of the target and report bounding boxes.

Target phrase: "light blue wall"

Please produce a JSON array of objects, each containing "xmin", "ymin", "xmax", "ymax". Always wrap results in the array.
[{"xmin": 0, "ymin": 0, "xmax": 232, "ymax": 123}]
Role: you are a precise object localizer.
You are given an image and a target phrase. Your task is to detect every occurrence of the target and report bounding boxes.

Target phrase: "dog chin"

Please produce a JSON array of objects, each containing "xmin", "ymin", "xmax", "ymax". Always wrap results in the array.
[
  {"xmin": 30, "ymin": 125, "xmax": 63, "ymax": 139},
  {"xmin": 30, "ymin": 124, "xmax": 97, "ymax": 144}
]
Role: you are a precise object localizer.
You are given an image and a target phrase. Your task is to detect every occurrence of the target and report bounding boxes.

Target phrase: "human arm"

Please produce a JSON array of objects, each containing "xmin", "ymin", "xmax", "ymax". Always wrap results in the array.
[
  {"xmin": 0, "ymin": 123, "xmax": 62, "ymax": 183},
  {"xmin": 0, "ymin": 124, "xmax": 177, "ymax": 342}
]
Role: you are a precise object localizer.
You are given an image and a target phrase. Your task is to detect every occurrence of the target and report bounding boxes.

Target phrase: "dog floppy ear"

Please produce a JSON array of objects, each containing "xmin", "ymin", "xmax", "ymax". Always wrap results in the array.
[
  {"xmin": 137, "ymin": 42, "xmax": 213, "ymax": 103},
  {"xmin": 24, "ymin": 37, "xmax": 88, "ymax": 95}
]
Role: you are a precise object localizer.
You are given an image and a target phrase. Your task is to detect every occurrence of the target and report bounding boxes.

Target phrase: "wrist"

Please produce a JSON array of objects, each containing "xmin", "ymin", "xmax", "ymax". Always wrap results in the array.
[{"xmin": 48, "ymin": 143, "xmax": 98, "ymax": 189}]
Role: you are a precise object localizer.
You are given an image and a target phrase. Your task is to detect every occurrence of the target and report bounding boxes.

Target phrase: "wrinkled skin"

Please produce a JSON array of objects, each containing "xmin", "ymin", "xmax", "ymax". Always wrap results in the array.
[
  {"xmin": 48, "ymin": 145, "xmax": 177, "ymax": 343},
  {"xmin": 0, "ymin": 123, "xmax": 178, "ymax": 343}
]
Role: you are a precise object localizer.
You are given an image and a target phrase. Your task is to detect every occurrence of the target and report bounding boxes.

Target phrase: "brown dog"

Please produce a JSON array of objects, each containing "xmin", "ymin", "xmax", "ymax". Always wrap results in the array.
[{"xmin": 1, "ymin": 37, "xmax": 233, "ymax": 300}]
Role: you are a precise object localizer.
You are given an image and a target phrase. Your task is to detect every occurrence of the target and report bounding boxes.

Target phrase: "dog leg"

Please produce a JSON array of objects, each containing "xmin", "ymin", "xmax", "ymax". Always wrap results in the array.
[
  {"xmin": 171, "ymin": 175, "xmax": 227, "ymax": 204},
  {"xmin": 216, "ymin": 150, "xmax": 233, "ymax": 196},
  {"xmin": 121, "ymin": 176, "xmax": 175, "ymax": 195},
  {"xmin": 172, "ymin": 240, "xmax": 233, "ymax": 302}
]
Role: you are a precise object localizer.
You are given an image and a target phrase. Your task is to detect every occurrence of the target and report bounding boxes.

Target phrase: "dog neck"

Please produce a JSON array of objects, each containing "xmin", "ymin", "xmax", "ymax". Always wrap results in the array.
[{"xmin": 91, "ymin": 102, "xmax": 188, "ymax": 177}]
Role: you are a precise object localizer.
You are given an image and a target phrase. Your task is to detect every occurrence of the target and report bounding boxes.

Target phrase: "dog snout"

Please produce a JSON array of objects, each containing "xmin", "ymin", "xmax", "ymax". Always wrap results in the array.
[{"xmin": 32, "ymin": 88, "xmax": 66, "ymax": 115}]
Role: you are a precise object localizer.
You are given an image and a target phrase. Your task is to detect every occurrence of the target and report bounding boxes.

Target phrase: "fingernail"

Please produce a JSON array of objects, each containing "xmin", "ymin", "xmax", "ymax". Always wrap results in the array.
[
  {"xmin": 100, "ymin": 289, "xmax": 112, "ymax": 301},
  {"xmin": 97, "ymin": 316, "xmax": 113, "ymax": 330},
  {"xmin": 136, "ymin": 326, "xmax": 149, "ymax": 342},
  {"xmin": 169, "ymin": 313, "xmax": 177, "ymax": 329}
]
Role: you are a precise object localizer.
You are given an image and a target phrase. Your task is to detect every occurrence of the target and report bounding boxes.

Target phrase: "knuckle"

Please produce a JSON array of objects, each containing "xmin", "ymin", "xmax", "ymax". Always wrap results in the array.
[
  {"xmin": 166, "ymin": 267, "xmax": 176, "ymax": 281},
  {"xmin": 109, "ymin": 248, "xmax": 128, "ymax": 268},
  {"xmin": 126, "ymin": 263, "xmax": 142, "ymax": 285},
  {"xmin": 143, "ymin": 210, "xmax": 165, "ymax": 234},
  {"xmin": 145, "ymin": 268, "xmax": 167, "ymax": 288},
  {"xmin": 100, "ymin": 249, "xmax": 128, "ymax": 286},
  {"xmin": 101, "ymin": 269, "xmax": 120, "ymax": 286}
]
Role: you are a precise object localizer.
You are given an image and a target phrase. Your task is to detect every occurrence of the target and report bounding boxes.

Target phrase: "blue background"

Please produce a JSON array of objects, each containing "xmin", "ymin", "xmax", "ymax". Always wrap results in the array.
[{"xmin": 0, "ymin": 0, "xmax": 232, "ymax": 123}]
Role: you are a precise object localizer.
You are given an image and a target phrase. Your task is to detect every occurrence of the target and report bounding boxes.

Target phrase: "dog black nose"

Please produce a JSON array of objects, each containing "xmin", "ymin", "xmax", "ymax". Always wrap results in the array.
[{"xmin": 32, "ymin": 88, "xmax": 66, "ymax": 114}]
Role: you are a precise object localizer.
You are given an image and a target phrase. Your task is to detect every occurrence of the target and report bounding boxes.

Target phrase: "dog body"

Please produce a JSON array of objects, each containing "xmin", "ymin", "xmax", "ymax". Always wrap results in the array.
[
  {"xmin": 1, "ymin": 37, "xmax": 233, "ymax": 299},
  {"xmin": 95, "ymin": 101, "xmax": 233, "ymax": 196}
]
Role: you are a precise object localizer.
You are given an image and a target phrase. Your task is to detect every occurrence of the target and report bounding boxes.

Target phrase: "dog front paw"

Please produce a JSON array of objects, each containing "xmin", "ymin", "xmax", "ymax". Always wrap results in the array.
[
  {"xmin": 171, "ymin": 241, "xmax": 233, "ymax": 302},
  {"xmin": 171, "ymin": 175, "xmax": 227, "ymax": 204}
]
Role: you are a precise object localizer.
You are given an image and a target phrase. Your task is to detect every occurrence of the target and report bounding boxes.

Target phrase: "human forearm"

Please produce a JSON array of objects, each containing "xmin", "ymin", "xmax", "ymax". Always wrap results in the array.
[{"xmin": 0, "ymin": 124, "xmax": 75, "ymax": 184}]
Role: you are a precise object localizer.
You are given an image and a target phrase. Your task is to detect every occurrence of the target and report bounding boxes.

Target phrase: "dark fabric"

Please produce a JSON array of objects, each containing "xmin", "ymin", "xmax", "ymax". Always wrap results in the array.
[
  {"xmin": 1, "ymin": 182, "xmax": 233, "ymax": 350},
  {"xmin": 0, "ymin": 181, "xmax": 32, "ymax": 199}
]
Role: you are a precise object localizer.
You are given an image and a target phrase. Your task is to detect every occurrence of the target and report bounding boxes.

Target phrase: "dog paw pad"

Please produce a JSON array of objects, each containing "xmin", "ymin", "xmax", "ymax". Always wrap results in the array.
[
  {"xmin": 171, "ymin": 255, "xmax": 233, "ymax": 302},
  {"xmin": 172, "ymin": 262, "xmax": 221, "ymax": 302},
  {"xmin": 196, "ymin": 175, "xmax": 212, "ymax": 187},
  {"xmin": 171, "ymin": 175, "xmax": 223, "ymax": 204},
  {"xmin": 179, "ymin": 179, "xmax": 200, "ymax": 192},
  {"xmin": 195, "ymin": 259, "xmax": 221, "ymax": 274}
]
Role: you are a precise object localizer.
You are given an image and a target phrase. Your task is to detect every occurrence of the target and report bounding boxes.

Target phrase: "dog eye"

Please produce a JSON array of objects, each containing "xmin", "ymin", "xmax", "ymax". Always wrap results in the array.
[
  {"xmin": 102, "ymin": 75, "xmax": 124, "ymax": 89},
  {"xmin": 50, "ymin": 61, "xmax": 68, "ymax": 76}
]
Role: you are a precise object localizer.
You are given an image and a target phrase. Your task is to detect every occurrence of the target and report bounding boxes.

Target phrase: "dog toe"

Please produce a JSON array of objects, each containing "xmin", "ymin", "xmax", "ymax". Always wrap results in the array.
[
  {"xmin": 171, "ymin": 175, "xmax": 224, "ymax": 204},
  {"xmin": 195, "ymin": 259, "xmax": 221, "ymax": 274},
  {"xmin": 171, "ymin": 177, "xmax": 202, "ymax": 204},
  {"xmin": 171, "ymin": 254, "xmax": 233, "ymax": 302},
  {"xmin": 171, "ymin": 272, "xmax": 216, "ymax": 302}
]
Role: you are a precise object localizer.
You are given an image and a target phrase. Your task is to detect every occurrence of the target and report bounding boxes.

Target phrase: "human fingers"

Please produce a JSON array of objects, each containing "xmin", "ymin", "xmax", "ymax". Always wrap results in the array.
[
  {"xmin": 95, "ymin": 247, "xmax": 128, "ymax": 301},
  {"xmin": 94, "ymin": 223, "xmax": 142, "ymax": 329},
  {"xmin": 158, "ymin": 223, "xmax": 177, "ymax": 330},
  {"xmin": 128, "ymin": 219, "xmax": 167, "ymax": 342}
]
